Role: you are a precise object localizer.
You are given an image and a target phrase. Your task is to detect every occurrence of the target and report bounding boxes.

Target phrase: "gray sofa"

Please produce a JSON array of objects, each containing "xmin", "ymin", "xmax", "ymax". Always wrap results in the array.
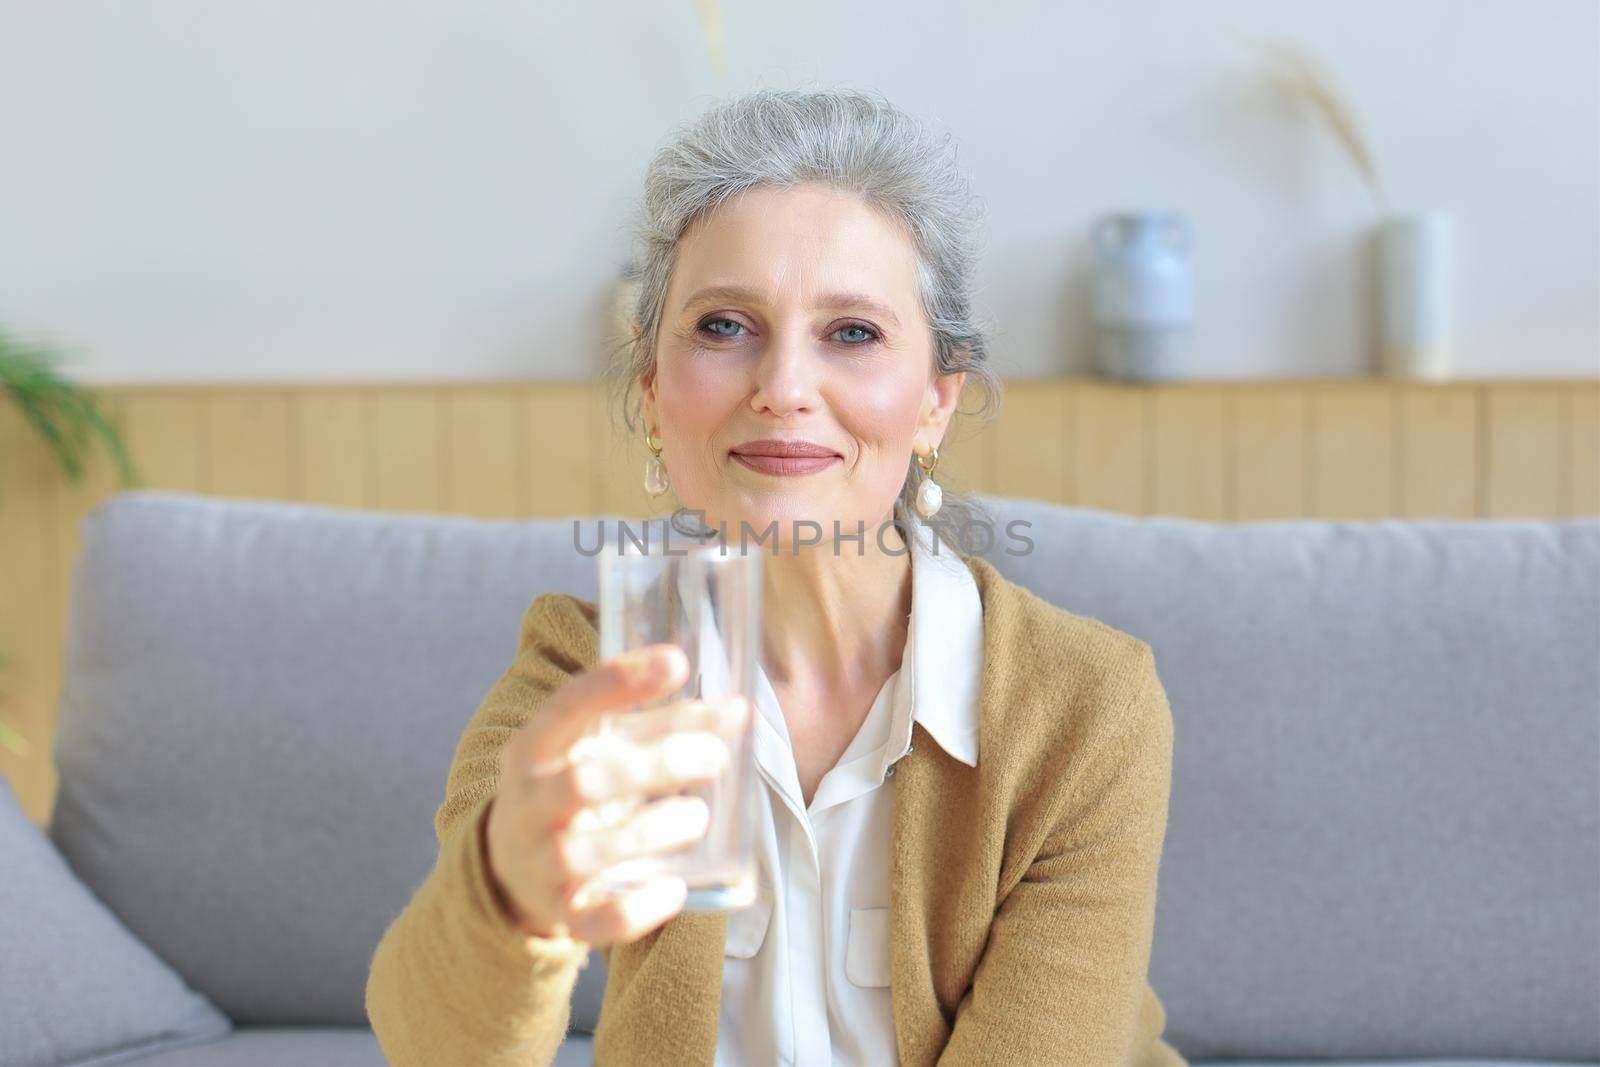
[{"xmin": 7, "ymin": 489, "xmax": 1598, "ymax": 1066}]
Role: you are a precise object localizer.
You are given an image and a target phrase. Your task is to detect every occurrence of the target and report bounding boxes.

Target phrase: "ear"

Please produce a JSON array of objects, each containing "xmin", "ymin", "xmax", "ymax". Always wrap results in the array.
[
  {"xmin": 916, "ymin": 362, "xmax": 968, "ymax": 453},
  {"xmin": 639, "ymin": 361, "xmax": 659, "ymax": 434}
]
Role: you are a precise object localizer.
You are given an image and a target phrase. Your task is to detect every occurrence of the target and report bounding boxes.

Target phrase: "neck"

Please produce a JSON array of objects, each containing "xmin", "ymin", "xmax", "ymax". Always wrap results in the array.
[{"xmin": 758, "ymin": 517, "xmax": 914, "ymax": 694}]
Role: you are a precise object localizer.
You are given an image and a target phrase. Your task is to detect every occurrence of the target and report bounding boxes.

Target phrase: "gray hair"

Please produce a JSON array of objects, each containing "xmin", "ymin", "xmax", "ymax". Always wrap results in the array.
[{"xmin": 604, "ymin": 87, "xmax": 1003, "ymax": 548}]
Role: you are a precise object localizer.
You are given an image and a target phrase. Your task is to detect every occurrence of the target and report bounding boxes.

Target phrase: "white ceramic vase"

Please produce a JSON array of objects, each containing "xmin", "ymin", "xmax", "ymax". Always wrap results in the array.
[
  {"xmin": 1091, "ymin": 212, "xmax": 1195, "ymax": 381},
  {"xmin": 1375, "ymin": 211, "xmax": 1455, "ymax": 379}
]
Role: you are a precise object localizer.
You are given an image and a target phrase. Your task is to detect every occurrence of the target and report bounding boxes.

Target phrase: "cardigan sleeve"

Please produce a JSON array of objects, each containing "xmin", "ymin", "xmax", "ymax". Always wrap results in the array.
[
  {"xmin": 937, "ymin": 644, "xmax": 1177, "ymax": 1067},
  {"xmin": 365, "ymin": 593, "xmax": 600, "ymax": 1067}
]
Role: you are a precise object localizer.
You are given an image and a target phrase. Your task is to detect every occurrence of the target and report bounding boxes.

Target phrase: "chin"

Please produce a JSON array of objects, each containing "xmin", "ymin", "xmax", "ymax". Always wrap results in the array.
[{"xmin": 692, "ymin": 494, "xmax": 893, "ymax": 551}]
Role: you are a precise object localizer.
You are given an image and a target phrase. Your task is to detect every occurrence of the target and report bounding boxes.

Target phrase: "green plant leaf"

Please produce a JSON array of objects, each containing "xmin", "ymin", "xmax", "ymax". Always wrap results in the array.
[
  {"xmin": 0, "ymin": 718, "xmax": 30, "ymax": 757},
  {"xmin": 0, "ymin": 323, "xmax": 141, "ymax": 488}
]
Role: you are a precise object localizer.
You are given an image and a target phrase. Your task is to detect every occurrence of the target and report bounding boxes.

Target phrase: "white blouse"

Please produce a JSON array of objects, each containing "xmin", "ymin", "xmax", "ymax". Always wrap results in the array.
[{"xmin": 715, "ymin": 522, "xmax": 984, "ymax": 1067}]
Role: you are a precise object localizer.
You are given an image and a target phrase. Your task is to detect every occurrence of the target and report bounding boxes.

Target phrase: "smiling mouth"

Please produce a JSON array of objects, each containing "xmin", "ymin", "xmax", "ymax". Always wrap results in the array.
[{"xmin": 729, "ymin": 440, "xmax": 843, "ymax": 477}]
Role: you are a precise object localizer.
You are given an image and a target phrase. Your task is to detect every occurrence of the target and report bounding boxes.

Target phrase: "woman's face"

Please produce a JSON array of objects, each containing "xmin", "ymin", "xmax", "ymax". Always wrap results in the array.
[{"xmin": 640, "ymin": 182, "xmax": 966, "ymax": 544}]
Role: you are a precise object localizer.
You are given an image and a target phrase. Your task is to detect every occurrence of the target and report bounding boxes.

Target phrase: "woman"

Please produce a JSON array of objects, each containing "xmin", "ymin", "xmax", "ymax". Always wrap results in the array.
[{"xmin": 367, "ymin": 88, "xmax": 1183, "ymax": 1067}]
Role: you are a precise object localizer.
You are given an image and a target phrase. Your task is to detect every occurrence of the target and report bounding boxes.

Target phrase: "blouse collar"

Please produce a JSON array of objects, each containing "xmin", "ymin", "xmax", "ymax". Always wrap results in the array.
[{"xmin": 896, "ymin": 519, "xmax": 983, "ymax": 769}]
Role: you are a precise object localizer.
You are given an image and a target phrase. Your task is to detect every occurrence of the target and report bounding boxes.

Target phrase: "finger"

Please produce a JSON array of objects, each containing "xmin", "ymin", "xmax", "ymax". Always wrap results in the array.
[
  {"xmin": 568, "ymin": 795, "xmax": 645, "ymax": 834},
  {"xmin": 538, "ymin": 698, "xmax": 745, "ymax": 807},
  {"xmin": 565, "ymin": 875, "xmax": 688, "ymax": 945},
  {"xmin": 537, "ymin": 643, "xmax": 690, "ymax": 755},
  {"xmin": 536, "ymin": 730, "xmax": 730, "ymax": 818},
  {"xmin": 601, "ymin": 696, "xmax": 752, "ymax": 747},
  {"xmin": 558, "ymin": 794, "xmax": 710, "ymax": 882},
  {"xmin": 505, "ymin": 644, "xmax": 691, "ymax": 776}
]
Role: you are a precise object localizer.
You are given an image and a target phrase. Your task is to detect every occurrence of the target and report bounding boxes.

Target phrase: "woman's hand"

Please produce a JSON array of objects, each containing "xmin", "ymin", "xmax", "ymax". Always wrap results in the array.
[{"xmin": 484, "ymin": 643, "xmax": 749, "ymax": 947}]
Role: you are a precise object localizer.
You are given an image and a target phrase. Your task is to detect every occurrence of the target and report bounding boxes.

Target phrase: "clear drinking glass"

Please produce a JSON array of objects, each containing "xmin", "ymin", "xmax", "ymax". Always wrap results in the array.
[{"xmin": 591, "ymin": 531, "xmax": 762, "ymax": 912}]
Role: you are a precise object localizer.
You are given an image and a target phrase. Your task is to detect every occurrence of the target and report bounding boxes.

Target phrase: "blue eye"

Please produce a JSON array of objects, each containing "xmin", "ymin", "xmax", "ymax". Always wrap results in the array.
[
  {"xmin": 700, "ymin": 317, "xmax": 746, "ymax": 338},
  {"xmin": 835, "ymin": 323, "xmax": 881, "ymax": 345},
  {"xmin": 696, "ymin": 317, "xmax": 882, "ymax": 345}
]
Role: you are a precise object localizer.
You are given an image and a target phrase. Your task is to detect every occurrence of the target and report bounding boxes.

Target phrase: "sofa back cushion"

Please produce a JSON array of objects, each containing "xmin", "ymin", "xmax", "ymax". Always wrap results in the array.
[
  {"xmin": 49, "ymin": 491, "xmax": 1600, "ymax": 1057},
  {"xmin": 1, "ymin": 771, "xmax": 231, "ymax": 1065},
  {"xmin": 968, "ymin": 498, "xmax": 1599, "ymax": 1060},
  {"xmin": 48, "ymin": 492, "xmax": 612, "ymax": 1026}
]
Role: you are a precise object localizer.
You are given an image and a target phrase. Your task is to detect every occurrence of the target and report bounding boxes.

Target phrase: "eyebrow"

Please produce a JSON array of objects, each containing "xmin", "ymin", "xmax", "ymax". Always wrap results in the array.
[{"xmin": 681, "ymin": 283, "xmax": 902, "ymax": 329}]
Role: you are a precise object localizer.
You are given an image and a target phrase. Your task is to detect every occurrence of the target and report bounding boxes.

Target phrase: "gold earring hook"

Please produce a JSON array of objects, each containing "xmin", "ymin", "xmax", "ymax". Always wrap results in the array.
[
  {"xmin": 916, "ymin": 445, "xmax": 939, "ymax": 477},
  {"xmin": 645, "ymin": 428, "xmax": 663, "ymax": 456}
]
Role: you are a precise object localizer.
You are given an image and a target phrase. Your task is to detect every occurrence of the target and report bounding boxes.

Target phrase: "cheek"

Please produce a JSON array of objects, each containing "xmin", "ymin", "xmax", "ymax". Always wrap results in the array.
[
  {"xmin": 658, "ymin": 357, "xmax": 741, "ymax": 437},
  {"xmin": 838, "ymin": 373, "xmax": 925, "ymax": 450}
]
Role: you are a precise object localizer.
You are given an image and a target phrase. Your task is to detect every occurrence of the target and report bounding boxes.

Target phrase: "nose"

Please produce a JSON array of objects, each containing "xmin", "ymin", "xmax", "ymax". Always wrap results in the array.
[{"xmin": 748, "ymin": 329, "xmax": 822, "ymax": 419}]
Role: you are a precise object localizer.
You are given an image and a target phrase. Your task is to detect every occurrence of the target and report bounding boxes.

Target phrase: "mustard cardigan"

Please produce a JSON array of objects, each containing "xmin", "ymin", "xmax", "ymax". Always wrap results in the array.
[{"xmin": 367, "ymin": 553, "xmax": 1186, "ymax": 1067}]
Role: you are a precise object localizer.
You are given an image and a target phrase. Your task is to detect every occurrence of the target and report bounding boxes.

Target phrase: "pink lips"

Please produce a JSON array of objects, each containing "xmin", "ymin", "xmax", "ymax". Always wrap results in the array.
[{"xmin": 729, "ymin": 438, "xmax": 842, "ymax": 477}]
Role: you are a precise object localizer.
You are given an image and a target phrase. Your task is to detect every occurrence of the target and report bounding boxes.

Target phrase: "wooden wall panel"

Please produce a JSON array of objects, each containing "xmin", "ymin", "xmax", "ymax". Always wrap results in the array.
[
  {"xmin": 0, "ymin": 405, "xmax": 62, "ymax": 825},
  {"xmin": 299, "ymin": 390, "xmax": 370, "ymax": 508},
  {"xmin": 1398, "ymin": 385, "xmax": 1478, "ymax": 518},
  {"xmin": 120, "ymin": 392, "xmax": 205, "ymax": 492},
  {"xmin": 590, "ymin": 386, "xmax": 665, "ymax": 520},
  {"xmin": 1231, "ymin": 386, "xmax": 1308, "ymax": 520},
  {"xmin": 988, "ymin": 381, "xmax": 1069, "ymax": 503},
  {"xmin": 528, "ymin": 384, "xmax": 603, "ymax": 517},
  {"xmin": 371, "ymin": 392, "xmax": 443, "ymax": 514},
  {"xmin": 204, "ymin": 391, "xmax": 298, "ymax": 500},
  {"xmin": 50, "ymin": 393, "xmax": 128, "ymax": 666},
  {"xmin": 1568, "ymin": 384, "xmax": 1600, "ymax": 518},
  {"xmin": 1151, "ymin": 386, "xmax": 1228, "ymax": 521},
  {"xmin": 1309, "ymin": 383, "xmax": 1397, "ymax": 519},
  {"xmin": 446, "ymin": 390, "xmax": 522, "ymax": 518},
  {"xmin": 1069, "ymin": 381, "xmax": 1146, "ymax": 515},
  {"xmin": 3, "ymin": 375, "xmax": 1597, "ymax": 826},
  {"xmin": 1485, "ymin": 386, "xmax": 1564, "ymax": 518}
]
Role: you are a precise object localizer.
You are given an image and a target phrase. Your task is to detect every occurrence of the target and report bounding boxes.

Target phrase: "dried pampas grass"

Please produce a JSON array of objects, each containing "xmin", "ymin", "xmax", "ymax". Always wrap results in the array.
[
  {"xmin": 1236, "ymin": 33, "xmax": 1390, "ymax": 214},
  {"xmin": 695, "ymin": 0, "xmax": 726, "ymax": 78}
]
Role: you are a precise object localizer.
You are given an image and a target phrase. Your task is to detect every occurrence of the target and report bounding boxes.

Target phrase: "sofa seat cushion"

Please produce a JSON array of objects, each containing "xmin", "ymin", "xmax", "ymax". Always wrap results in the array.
[
  {"xmin": 1198, "ymin": 1062, "xmax": 1599, "ymax": 1067},
  {"xmin": 120, "ymin": 1027, "xmax": 595, "ymax": 1066}
]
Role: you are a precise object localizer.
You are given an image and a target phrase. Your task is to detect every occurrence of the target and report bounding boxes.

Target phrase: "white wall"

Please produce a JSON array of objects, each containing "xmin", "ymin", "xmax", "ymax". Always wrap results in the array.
[{"xmin": 2, "ymin": 0, "xmax": 1595, "ymax": 383}]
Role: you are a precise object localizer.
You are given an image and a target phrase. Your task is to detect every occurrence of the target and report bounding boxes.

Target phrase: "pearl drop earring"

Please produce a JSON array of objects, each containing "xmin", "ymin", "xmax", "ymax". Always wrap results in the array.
[
  {"xmin": 644, "ymin": 429, "xmax": 670, "ymax": 497},
  {"xmin": 914, "ymin": 446, "xmax": 942, "ymax": 518}
]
